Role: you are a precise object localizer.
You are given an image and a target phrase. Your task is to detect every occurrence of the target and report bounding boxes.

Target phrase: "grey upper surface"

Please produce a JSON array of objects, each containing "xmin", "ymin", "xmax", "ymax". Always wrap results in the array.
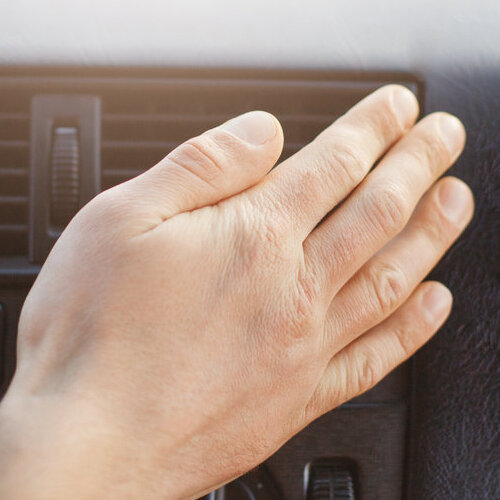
[{"xmin": 1, "ymin": 0, "xmax": 499, "ymax": 72}]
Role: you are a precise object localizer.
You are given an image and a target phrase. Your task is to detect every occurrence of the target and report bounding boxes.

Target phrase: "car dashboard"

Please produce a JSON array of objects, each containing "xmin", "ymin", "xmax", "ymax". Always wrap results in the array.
[{"xmin": 0, "ymin": 1, "xmax": 498, "ymax": 499}]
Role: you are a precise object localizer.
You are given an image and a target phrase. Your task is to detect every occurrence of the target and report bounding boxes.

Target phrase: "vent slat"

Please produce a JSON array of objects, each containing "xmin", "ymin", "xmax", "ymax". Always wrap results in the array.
[
  {"xmin": 0, "ymin": 167, "xmax": 27, "ymax": 175},
  {"xmin": 104, "ymin": 140, "xmax": 306, "ymax": 151},
  {"xmin": 102, "ymin": 148, "xmax": 167, "ymax": 172},
  {"xmin": 102, "ymin": 169, "xmax": 143, "ymax": 190},
  {"xmin": 99, "ymin": 82, "xmax": 371, "ymax": 115},
  {"xmin": 104, "ymin": 111, "xmax": 339, "ymax": 121},
  {"xmin": 0, "ymin": 113, "xmax": 29, "ymax": 119},
  {"xmin": 0, "ymin": 195, "xmax": 28, "ymax": 203},
  {"xmin": 102, "ymin": 113, "xmax": 336, "ymax": 144},
  {"xmin": 0, "ymin": 224, "xmax": 27, "ymax": 231},
  {"xmin": 103, "ymin": 140, "xmax": 179, "ymax": 150},
  {"xmin": 101, "ymin": 142, "xmax": 302, "ymax": 175},
  {"xmin": 0, "ymin": 140, "xmax": 29, "ymax": 147}
]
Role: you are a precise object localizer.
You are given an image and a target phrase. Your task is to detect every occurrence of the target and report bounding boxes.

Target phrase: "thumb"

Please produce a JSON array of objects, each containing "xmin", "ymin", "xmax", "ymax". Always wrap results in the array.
[{"xmin": 125, "ymin": 111, "xmax": 283, "ymax": 219}]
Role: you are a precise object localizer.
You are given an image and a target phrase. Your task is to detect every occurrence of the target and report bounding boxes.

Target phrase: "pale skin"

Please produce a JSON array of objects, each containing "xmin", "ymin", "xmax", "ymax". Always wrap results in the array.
[{"xmin": 0, "ymin": 85, "xmax": 474, "ymax": 499}]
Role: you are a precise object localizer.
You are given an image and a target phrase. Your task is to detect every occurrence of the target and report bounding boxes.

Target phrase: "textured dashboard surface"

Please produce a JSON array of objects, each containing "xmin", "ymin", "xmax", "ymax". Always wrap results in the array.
[
  {"xmin": 1, "ymin": 1, "xmax": 499, "ymax": 499},
  {"xmin": 1, "ymin": 0, "xmax": 499, "ymax": 70},
  {"xmin": 409, "ymin": 74, "xmax": 500, "ymax": 500}
]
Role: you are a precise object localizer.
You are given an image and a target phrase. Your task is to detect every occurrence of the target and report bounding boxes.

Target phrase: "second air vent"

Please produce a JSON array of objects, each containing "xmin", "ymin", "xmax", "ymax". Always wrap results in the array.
[{"xmin": 29, "ymin": 95, "xmax": 101, "ymax": 263}]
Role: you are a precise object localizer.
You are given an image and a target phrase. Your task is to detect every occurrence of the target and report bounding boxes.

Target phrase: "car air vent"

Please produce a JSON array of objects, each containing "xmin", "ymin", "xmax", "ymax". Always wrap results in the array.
[
  {"xmin": 0, "ymin": 69, "xmax": 421, "ymax": 269},
  {"xmin": 99, "ymin": 78, "xmax": 387, "ymax": 190},
  {"xmin": 0, "ymin": 91, "xmax": 29, "ymax": 256}
]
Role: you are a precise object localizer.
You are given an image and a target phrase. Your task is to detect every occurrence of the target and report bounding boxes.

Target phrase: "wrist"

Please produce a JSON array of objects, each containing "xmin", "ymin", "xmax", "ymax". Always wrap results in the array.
[
  {"xmin": 0, "ymin": 382, "xmax": 187, "ymax": 500},
  {"xmin": 0, "ymin": 389, "xmax": 41, "ymax": 499},
  {"xmin": 0, "ymin": 386, "xmax": 119, "ymax": 500}
]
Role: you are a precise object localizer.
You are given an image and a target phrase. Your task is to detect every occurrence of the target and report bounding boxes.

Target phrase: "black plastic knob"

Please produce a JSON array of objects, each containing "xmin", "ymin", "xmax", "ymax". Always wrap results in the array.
[{"xmin": 305, "ymin": 459, "xmax": 357, "ymax": 500}]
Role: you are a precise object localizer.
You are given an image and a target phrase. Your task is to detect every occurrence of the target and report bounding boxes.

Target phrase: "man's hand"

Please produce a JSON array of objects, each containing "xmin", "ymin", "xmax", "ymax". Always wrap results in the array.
[{"xmin": 0, "ymin": 85, "xmax": 473, "ymax": 499}]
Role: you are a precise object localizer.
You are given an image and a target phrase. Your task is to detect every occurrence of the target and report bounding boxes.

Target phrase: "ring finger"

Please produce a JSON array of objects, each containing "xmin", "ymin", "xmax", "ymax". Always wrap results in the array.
[{"xmin": 323, "ymin": 176, "xmax": 474, "ymax": 352}]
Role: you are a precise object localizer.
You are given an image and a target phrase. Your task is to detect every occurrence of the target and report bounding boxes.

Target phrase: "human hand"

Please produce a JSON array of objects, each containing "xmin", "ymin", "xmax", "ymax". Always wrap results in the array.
[{"xmin": 0, "ymin": 85, "xmax": 473, "ymax": 499}]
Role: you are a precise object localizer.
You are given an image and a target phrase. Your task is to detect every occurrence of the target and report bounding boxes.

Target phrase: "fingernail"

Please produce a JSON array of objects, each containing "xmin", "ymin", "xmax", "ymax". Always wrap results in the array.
[
  {"xmin": 422, "ymin": 285, "xmax": 452, "ymax": 324},
  {"xmin": 438, "ymin": 179, "xmax": 472, "ymax": 225},
  {"xmin": 391, "ymin": 86, "xmax": 418, "ymax": 129},
  {"xmin": 439, "ymin": 114, "xmax": 465, "ymax": 158},
  {"xmin": 220, "ymin": 111, "xmax": 278, "ymax": 146}
]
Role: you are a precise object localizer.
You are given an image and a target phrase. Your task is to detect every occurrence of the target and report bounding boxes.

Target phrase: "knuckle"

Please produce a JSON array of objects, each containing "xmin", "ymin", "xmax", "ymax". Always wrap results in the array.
[
  {"xmin": 243, "ymin": 211, "xmax": 287, "ymax": 262},
  {"xmin": 275, "ymin": 271, "xmax": 323, "ymax": 345},
  {"xmin": 363, "ymin": 183, "xmax": 409, "ymax": 236},
  {"xmin": 294, "ymin": 272, "xmax": 322, "ymax": 326},
  {"xmin": 256, "ymin": 215, "xmax": 288, "ymax": 254},
  {"xmin": 406, "ymin": 125, "xmax": 450, "ymax": 176},
  {"xmin": 168, "ymin": 135, "xmax": 225, "ymax": 188},
  {"xmin": 390, "ymin": 322, "xmax": 416, "ymax": 358},
  {"xmin": 414, "ymin": 202, "xmax": 451, "ymax": 247},
  {"xmin": 367, "ymin": 261, "xmax": 408, "ymax": 316},
  {"xmin": 368, "ymin": 92, "xmax": 406, "ymax": 142},
  {"xmin": 228, "ymin": 202, "xmax": 288, "ymax": 276},
  {"xmin": 354, "ymin": 348, "xmax": 384, "ymax": 394},
  {"xmin": 316, "ymin": 135, "xmax": 368, "ymax": 190}
]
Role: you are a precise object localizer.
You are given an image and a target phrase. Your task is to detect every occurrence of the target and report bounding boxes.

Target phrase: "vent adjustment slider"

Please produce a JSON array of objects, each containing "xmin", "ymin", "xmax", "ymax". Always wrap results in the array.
[{"xmin": 50, "ymin": 126, "xmax": 80, "ymax": 227}]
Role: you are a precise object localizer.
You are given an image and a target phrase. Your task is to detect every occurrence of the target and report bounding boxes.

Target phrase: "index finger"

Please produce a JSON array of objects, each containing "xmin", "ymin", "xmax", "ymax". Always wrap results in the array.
[{"xmin": 251, "ymin": 84, "xmax": 419, "ymax": 238}]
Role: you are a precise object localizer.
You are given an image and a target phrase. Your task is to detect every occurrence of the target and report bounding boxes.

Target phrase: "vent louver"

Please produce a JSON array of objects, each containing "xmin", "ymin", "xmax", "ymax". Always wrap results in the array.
[
  {"xmin": 0, "ymin": 69, "xmax": 420, "ymax": 266},
  {"xmin": 100, "ymin": 80, "xmax": 369, "ymax": 190}
]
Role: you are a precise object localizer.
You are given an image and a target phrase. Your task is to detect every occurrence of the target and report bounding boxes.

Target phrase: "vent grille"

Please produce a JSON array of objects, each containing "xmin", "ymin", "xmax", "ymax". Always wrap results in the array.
[
  {"xmin": 99, "ymin": 80, "xmax": 366, "ymax": 190},
  {"xmin": 0, "ymin": 70, "xmax": 420, "ymax": 259},
  {"xmin": 0, "ymin": 98, "xmax": 30, "ymax": 256}
]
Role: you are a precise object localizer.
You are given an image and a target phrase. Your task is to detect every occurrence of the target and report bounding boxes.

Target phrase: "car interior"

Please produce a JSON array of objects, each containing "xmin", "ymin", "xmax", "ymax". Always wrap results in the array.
[{"xmin": 0, "ymin": 1, "xmax": 498, "ymax": 499}]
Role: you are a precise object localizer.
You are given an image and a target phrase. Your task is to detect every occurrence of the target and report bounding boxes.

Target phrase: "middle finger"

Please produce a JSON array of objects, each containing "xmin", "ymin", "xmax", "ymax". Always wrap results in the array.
[{"xmin": 304, "ymin": 111, "xmax": 466, "ymax": 297}]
